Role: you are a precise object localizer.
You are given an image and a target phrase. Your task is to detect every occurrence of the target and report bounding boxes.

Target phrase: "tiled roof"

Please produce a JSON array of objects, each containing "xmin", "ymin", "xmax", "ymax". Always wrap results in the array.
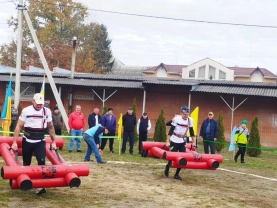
[
  {"xmin": 143, "ymin": 63, "xmax": 277, "ymax": 78},
  {"xmin": 192, "ymin": 85, "xmax": 277, "ymax": 97},
  {"xmin": 143, "ymin": 63, "xmax": 187, "ymax": 74},
  {"xmin": 229, "ymin": 67, "xmax": 277, "ymax": 78}
]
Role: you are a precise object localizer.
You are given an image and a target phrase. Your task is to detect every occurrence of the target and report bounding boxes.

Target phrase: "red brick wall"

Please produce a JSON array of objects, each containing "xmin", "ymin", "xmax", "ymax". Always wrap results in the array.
[{"xmin": 1, "ymin": 82, "xmax": 277, "ymax": 147}]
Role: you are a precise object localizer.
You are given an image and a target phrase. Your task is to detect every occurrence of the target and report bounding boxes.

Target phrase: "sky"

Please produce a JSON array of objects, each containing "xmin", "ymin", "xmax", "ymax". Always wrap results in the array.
[{"xmin": 1, "ymin": 0, "xmax": 277, "ymax": 74}]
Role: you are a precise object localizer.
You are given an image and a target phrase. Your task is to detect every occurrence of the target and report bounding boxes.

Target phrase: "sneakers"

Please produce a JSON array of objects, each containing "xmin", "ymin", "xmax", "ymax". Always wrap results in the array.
[
  {"xmin": 69, "ymin": 150, "xmax": 72, "ymax": 153},
  {"xmin": 77, "ymin": 150, "xmax": 82, "ymax": 152},
  {"xmin": 241, "ymin": 161, "xmax": 245, "ymax": 164},
  {"xmin": 130, "ymin": 152, "xmax": 133, "ymax": 155},
  {"xmin": 110, "ymin": 150, "xmax": 114, "ymax": 153},
  {"xmin": 36, "ymin": 188, "xmax": 46, "ymax": 195},
  {"xmin": 234, "ymin": 158, "xmax": 237, "ymax": 162},
  {"xmin": 98, "ymin": 161, "xmax": 106, "ymax": 164},
  {"xmin": 84, "ymin": 159, "xmax": 93, "ymax": 162},
  {"xmin": 164, "ymin": 165, "xmax": 169, "ymax": 177},
  {"xmin": 174, "ymin": 175, "xmax": 182, "ymax": 180}
]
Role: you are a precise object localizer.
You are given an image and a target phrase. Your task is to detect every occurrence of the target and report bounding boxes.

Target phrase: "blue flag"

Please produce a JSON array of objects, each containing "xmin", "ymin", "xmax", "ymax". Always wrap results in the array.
[{"xmin": 228, "ymin": 126, "xmax": 237, "ymax": 152}]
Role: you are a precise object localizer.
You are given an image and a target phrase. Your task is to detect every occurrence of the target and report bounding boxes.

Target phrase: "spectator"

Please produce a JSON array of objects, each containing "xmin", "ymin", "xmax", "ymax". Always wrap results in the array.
[
  {"xmin": 52, "ymin": 106, "xmax": 63, "ymax": 136},
  {"xmin": 137, "ymin": 112, "xmax": 151, "ymax": 154},
  {"xmin": 88, "ymin": 107, "xmax": 102, "ymax": 128},
  {"xmin": 234, "ymin": 119, "xmax": 249, "ymax": 163},
  {"xmin": 10, "ymin": 100, "xmax": 18, "ymax": 135},
  {"xmin": 199, "ymin": 112, "xmax": 219, "ymax": 154},
  {"xmin": 68, "ymin": 105, "xmax": 85, "ymax": 152},
  {"xmin": 101, "ymin": 108, "xmax": 116, "ymax": 153},
  {"xmin": 121, "ymin": 107, "xmax": 136, "ymax": 155}
]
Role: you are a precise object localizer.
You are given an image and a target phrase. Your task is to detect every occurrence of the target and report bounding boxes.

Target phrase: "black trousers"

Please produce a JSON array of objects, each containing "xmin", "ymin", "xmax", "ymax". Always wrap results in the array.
[
  {"xmin": 121, "ymin": 131, "xmax": 134, "ymax": 154},
  {"xmin": 55, "ymin": 128, "xmax": 62, "ymax": 136},
  {"xmin": 138, "ymin": 131, "xmax": 148, "ymax": 153},
  {"xmin": 203, "ymin": 136, "xmax": 216, "ymax": 154},
  {"xmin": 22, "ymin": 138, "xmax": 46, "ymax": 166},
  {"xmin": 165, "ymin": 141, "xmax": 186, "ymax": 176},
  {"xmin": 10, "ymin": 120, "xmax": 17, "ymax": 135},
  {"xmin": 234, "ymin": 143, "xmax": 246, "ymax": 162},
  {"xmin": 100, "ymin": 130, "xmax": 115, "ymax": 151}
]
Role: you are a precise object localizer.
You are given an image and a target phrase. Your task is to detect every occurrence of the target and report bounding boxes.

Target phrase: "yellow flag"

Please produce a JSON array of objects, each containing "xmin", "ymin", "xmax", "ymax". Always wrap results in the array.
[
  {"xmin": 40, "ymin": 75, "xmax": 45, "ymax": 96},
  {"xmin": 1, "ymin": 73, "xmax": 12, "ymax": 134},
  {"xmin": 117, "ymin": 113, "xmax": 123, "ymax": 141},
  {"xmin": 187, "ymin": 107, "xmax": 199, "ymax": 137}
]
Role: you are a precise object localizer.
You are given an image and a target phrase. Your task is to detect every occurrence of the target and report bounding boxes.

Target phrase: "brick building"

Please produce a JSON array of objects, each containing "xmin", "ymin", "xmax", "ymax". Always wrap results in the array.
[{"xmin": 1, "ymin": 71, "xmax": 277, "ymax": 148}]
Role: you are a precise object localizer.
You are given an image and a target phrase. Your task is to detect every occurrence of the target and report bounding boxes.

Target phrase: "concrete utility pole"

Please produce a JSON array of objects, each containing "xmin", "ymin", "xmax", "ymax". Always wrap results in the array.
[
  {"xmin": 23, "ymin": 9, "xmax": 70, "ymax": 132},
  {"xmin": 14, "ymin": 0, "xmax": 24, "ymax": 107},
  {"xmin": 71, "ymin": 37, "xmax": 77, "ymax": 79}
]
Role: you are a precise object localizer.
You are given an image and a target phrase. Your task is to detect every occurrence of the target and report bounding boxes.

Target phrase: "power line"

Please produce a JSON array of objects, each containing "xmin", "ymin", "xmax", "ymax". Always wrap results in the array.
[{"xmin": 27, "ymin": 0, "xmax": 277, "ymax": 29}]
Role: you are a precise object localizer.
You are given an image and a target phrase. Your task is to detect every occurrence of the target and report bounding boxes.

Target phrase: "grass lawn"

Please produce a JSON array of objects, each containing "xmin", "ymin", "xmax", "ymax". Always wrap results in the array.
[{"xmin": 0, "ymin": 135, "xmax": 276, "ymax": 208}]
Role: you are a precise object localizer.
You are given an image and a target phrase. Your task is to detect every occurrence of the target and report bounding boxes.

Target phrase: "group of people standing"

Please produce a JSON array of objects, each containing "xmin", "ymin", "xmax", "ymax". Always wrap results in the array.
[
  {"xmin": 64, "ymin": 105, "xmax": 152, "ymax": 163},
  {"xmin": 199, "ymin": 111, "xmax": 249, "ymax": 163}
]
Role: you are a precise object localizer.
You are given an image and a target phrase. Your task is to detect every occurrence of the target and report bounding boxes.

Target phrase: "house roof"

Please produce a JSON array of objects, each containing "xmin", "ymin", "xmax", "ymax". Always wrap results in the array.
[
  {"xmin": 109, "ymin": 58, "xmax": 150, "ymax": 76},
  {"xmin": 143, "ymin": 62, "xmax": 277, "ymax": 78},
  {"xmin": 229, "ymin": 67, "xmax": 277, "ymax": 78},
  {"xmin": 143, "ymin": 63, "xmax": 187, "ymax": 74}
]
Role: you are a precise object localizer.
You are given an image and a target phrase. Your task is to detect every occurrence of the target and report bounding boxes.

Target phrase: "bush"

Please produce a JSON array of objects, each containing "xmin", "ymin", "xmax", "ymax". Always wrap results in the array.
[
  {"xmin": 132, "ymin": 98, "xmax": 138, "ymax": 144},
  {"xmin": 247, "ymin": 116, "xmax": 262, "ymax": 157},
  {"xmin": 102, "ymin": 105, "xmax": 108, "ymax": 115},
  {"xmin": 216, "ymin": 111, "xmax": 226, "ymax": 153},
  {"xmin": 153, "ymin": 109, "xmax": 166, "ymax": 142}
]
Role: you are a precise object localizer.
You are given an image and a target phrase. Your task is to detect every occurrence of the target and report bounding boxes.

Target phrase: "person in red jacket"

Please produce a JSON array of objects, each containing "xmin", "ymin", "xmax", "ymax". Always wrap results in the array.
[{"xmin": 68, "ymin": 105, "xmax": 85, "ymax": 152}]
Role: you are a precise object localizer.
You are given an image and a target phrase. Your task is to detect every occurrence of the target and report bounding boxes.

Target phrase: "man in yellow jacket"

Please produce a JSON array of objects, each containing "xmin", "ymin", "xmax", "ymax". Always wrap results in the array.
[{"xmin": 234, "ymin": 120, "xmax": 249, "ymax": 163}]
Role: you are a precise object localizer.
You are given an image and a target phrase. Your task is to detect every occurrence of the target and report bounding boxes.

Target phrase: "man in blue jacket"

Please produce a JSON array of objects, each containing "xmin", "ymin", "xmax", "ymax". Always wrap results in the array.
[
  {"xmin": 100, "ymin": 108, "xmax": 116, "ymax": 153},
  {"xmin": 199, "ymin": 112, "xmax": 219, "ymax": 154},
  {"xmin": 83, "ymin": 124, "xmax": 107, "ymax": 163}
]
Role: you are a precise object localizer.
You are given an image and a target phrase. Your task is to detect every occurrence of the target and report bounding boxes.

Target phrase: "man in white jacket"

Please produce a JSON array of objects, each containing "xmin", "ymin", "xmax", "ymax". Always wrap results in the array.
[{"xmin": 137, "ymin": 112, "xmax": 151, "ymax": 154}]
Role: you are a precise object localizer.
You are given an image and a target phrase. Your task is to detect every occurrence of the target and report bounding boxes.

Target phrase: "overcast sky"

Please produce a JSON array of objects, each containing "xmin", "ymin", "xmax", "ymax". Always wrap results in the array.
[{"xmin": 1, "ymin": 0, "xmax": 277, "ymax": 74}]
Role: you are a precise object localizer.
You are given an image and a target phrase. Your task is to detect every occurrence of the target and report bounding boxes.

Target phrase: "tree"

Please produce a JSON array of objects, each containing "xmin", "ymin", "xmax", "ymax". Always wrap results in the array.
[
  {"xmin": 132, "ymin": 98, "xmax": 138, "ymax": 144},
  {"xmin": 0, "ymin": 0, "xmax": 112, "ymax": 73},
  {"xmin": 102, "ymin": 105, "xmax": 108, "ymax": 115},
  {"xmin": 153, "ymin": 109, "xmax": 167, "ymax": 142},
  {"xmin": 216, "ymin": 111, "xmax": 226, "ymax": 153},
  {"xmin": 247, "ymin": 117, "xmax": 262, "ymax": 157}
]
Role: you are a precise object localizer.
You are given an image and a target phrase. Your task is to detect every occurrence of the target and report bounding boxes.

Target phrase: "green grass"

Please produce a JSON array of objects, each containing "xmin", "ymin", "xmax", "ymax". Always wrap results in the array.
[{"xmin": 1, "ymin": 135, "xmax": 277, "ymax": 207}]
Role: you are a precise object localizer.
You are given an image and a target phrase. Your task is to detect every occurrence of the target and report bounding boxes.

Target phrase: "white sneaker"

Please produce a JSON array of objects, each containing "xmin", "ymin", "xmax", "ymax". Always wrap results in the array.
[{"xmin": 36, "ymin": 188, "xmax": 47, "ymax": 195}]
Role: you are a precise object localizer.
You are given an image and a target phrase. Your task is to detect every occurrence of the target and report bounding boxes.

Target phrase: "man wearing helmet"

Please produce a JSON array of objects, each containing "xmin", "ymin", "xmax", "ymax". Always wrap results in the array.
[{"xmin": 164, "ymin": 105, "xmax": 196, "ymax": 180}]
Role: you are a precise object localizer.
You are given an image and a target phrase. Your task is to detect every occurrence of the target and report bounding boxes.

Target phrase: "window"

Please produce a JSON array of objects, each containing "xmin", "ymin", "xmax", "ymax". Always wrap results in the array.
[
  {"xmin": 208, "ymin": 66, "xmax": 216, "ymax": 80},
  {"xmin": 189, "ymin": 69, "xmax": 195, "ymax": 78},
  {"xmin": 198, "ymin": 66, "xmax": 205, "ymax": 78},
  {"xmin": 219, "ymin": 70, "xmax": 226, "ymax": 79}
]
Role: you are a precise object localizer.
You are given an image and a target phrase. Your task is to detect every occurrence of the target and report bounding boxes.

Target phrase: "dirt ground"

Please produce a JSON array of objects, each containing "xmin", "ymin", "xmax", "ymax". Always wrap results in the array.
[{"xmin": 2, "ymin": 156, "xmax": 276, "ymax": 208}]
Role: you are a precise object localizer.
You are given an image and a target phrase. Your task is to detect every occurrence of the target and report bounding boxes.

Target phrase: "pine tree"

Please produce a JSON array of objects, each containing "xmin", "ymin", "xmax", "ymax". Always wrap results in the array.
[
  {"xmin": 132, "ymin": 98, "xmax": 138, "ymax": 144},
  {"xmin": 247, "ymin": 117, "xmax": 262, "ymax": 157},
  {"xmin": 216, "ymin": 111, "xmax": 226, "ymax": 153},
  {"xmin": 153, "ymin": 109, "xmax": 167, "ymax": 142}
]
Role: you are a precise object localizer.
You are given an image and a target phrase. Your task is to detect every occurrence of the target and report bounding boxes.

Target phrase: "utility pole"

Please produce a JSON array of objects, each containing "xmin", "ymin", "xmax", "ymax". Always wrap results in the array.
[
  {"xmin": 14, "ymin": 0, "xmax": 24, "ymax": 107},
  {"xmin": 71, "ymin": 37, "xmax": 77, "ymax": 79},
  {"xmin": 22, "ymin": 8, "xmax": 70, "ymax": 132},
  {"xmin": 69, "ymin": 37, "xmax": 77, "ymax": 113}
]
